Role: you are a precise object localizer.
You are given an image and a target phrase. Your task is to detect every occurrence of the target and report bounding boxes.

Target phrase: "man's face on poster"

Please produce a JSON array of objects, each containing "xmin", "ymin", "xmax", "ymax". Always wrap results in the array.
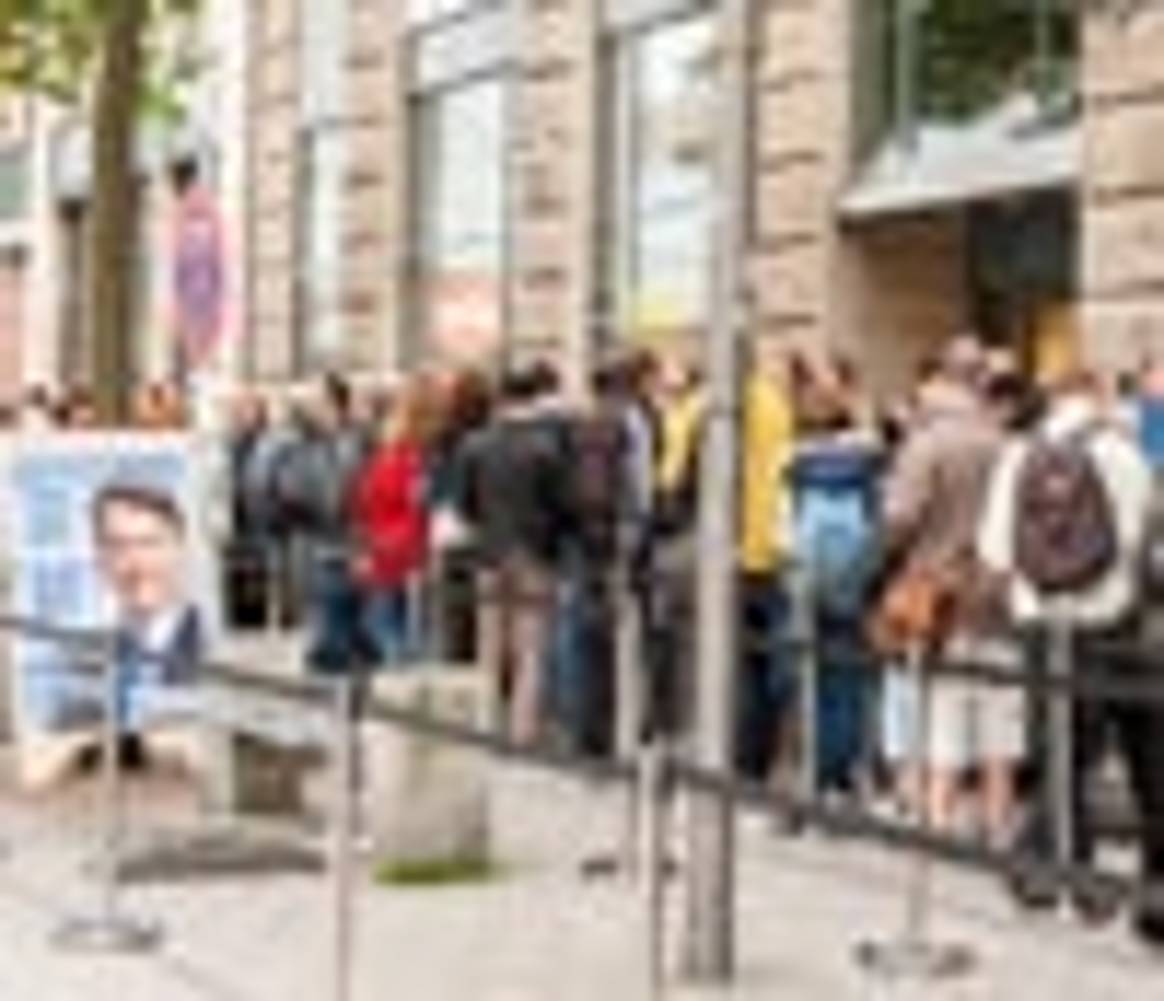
[{"xmin": 94, "ymin": 495, "xmax": 186, "ymax": 621}]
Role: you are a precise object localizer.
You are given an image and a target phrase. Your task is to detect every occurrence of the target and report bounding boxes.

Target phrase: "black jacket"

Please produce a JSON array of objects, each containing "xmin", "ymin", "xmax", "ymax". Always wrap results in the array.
[{"xmin": 454, "ymin": 410, "xmax": 571, "ymax": 568}]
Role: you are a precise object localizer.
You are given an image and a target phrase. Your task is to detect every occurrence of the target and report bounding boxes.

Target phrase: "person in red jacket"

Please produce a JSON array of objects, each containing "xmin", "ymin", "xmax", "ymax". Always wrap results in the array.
[{"xmin": 350, "ymin": 379, "xmax": 435, "ymax": 666}]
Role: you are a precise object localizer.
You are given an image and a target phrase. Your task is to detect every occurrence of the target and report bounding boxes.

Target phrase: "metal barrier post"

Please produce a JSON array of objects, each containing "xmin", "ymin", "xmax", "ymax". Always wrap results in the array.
[
  {"xmin": 265, "ymin": 540, "xmax": 285, "ymax": 638},
  {"xmin": 617, "ymin": 566, "xmax": 645, "ymax": 872},
  {"xmin": 55, "ymin": 646, "xmax": 162, "ymax": 953},
  {"xmin": 856, "ymin": 642, "xmax": 974, "ymax": 980},
  {"xmin": 330, "ymin": 675, "xmax": 359, "ymax": 1001},
  {"xmin": 791, "ymin": 561, "xmax": 818, "ymax": 815},
  {"xmin": 580, "ymin": 566, "xmax": 646, "ymax": 880},
  {"xmin": 640, "ymin": 739, "xmax": 669, "ymax": 1001},
  {"xmin": 1049, "ymin": 613, "xmax": 1076, "ymax": 907}
]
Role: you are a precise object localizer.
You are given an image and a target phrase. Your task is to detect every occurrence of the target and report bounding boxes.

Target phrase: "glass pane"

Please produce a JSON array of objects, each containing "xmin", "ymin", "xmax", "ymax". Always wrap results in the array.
[
  {"xmin": 301, "ymin": 129, "xmax": 347, "ymax": 366},
  {"xmin": 413, "ymin": 77, "xmax": 507, "ymax": 363},
  {"xmin": 300, "ymin": 0, "xmax": 348, "ymax": 120},
  {"xmin": 620, "ymin": 14, "xmax": 716, "ymax": 343},
  {"xmin": 858, "ymin": 0, "xmax": 1079, "ymax": 152},
  {"xmin": 407, "ymin": 0, "xmax": 477, "ymax": 27},
  {"xmin": 0, "ymin": 146, "xmax": 28, "ymax": 222}
]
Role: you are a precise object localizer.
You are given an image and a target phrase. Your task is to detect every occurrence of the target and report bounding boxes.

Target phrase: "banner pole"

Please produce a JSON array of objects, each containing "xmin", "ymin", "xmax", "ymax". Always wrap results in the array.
[{"xmin": 54, "ymin": 644, "xmax": 162, "ymax": 953}]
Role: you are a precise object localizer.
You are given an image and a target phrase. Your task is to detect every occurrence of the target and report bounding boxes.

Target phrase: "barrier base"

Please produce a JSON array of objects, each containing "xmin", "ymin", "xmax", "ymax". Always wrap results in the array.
[
  {"xmin": 53, "ymin": 912, "xmax": 163, "ymax": 954},
  {"xmin": 854, "ymin": 937, "xmax": 976, "ymax": 981}
]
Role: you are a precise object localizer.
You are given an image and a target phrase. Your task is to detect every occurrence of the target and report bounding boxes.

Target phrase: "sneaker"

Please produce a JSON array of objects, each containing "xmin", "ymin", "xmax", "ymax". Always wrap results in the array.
[
  {"xmin": 1133, "ymin": 908, "xmax": 1164, "ymax": 950},
  {"xmin": 1006, "ymin": 865, "xmax": 1059, "ymax": 913},
  {"xmin": 1072, "ymin": 880, "xmax": 1122, "ymax": 927}
]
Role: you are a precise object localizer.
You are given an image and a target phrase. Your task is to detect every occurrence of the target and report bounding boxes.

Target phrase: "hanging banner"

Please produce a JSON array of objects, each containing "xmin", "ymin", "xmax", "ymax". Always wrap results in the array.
[
  {"xmin": 4, "ymin": 433, "xmax": 219, "ymax": 789},
  {"xmin": 173, "ymin": 185, "xmax": 228, "ymax": 371}
]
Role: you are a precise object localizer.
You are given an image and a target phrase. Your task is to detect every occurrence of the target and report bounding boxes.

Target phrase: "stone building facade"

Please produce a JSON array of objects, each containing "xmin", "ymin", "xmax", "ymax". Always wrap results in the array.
[{"xmin": 242, "ymin": 0, "xmax": 1164, "ymax": 397}]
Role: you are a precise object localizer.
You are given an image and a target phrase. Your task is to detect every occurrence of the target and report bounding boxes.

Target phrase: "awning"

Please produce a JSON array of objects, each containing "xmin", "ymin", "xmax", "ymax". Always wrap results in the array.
[{"xmin": 839, "ymin": 95, "xmax": 1080, "ymax": 220}]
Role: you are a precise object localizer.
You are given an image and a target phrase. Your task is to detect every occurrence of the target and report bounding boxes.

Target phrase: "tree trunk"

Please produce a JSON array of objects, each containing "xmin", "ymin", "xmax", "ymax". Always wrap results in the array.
[{"xmin": 86, "ymin": 0, "xmax": 147, "ymax": 424}]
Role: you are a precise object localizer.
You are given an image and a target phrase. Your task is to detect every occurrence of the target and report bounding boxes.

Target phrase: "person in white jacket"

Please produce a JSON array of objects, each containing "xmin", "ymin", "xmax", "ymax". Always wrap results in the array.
[{"xmin": 978, "ymin": 370, "xmax": 1164, "ymax": 945}]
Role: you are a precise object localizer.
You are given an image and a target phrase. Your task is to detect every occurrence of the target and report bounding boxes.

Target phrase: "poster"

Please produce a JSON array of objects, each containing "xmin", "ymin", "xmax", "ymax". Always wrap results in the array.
[{"xmin": 4, "ymin": 433, "xmax": 219, "ymax": 786}]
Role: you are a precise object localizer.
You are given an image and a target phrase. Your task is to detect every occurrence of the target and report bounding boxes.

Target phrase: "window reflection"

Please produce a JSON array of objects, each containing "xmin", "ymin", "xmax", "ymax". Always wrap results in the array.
[
  {"xmin": 856, "ymin": 0, "xmax": 1079, "ymax": 155},
  {"xmin": 607, "ymin": 14, "xmax": 716, "ymax": 349},
  {"xmin": 413, "ymin": 77, "xmax": 507, "ymax": 364}
]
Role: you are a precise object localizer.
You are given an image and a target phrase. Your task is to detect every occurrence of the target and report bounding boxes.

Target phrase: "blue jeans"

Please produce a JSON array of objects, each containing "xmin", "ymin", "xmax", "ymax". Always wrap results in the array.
[
  {"xmin": 736, "ymin": 574, "xmax": 793, "ymax": 780},
  {"xmin": 815, "ymin": 616, "xmax": 872, "ymax": 793},
  {"xmin": 362, "ymin": 588, "xmax": 417, "ymax": 668},
  {"xmin": 306, "ymin": 555, "xmax": 372, "ymax": 674}
]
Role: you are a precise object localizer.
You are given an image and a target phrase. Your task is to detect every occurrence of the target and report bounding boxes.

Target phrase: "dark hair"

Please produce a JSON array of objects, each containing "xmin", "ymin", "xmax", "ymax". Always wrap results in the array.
[
  {"xmin": 323, "ymin": 371, "xmax": 352, "ymax": 419},
  {"xmin": 500, "ymin": 365, "xmax": 545, "ymax": 404},
  {"xmin": 92, "ymin": 484, "xmax": 186, "ymax": 537}
]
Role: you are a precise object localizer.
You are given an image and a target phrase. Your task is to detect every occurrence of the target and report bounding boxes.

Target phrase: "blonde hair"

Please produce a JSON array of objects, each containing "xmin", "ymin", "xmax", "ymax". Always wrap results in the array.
[{"xmin": 381, "ymin": 375, "xmax": 442, "ymax": 447}]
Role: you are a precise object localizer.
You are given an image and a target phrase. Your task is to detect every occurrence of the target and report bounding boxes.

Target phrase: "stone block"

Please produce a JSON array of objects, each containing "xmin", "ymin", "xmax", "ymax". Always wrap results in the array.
[
  {"xmin": 756, "ymin": 79, "xmax": 832, "ymax": 162},
  {"xmin": 751, "ymin": 241, "xmax": 828, "ymax": 318},
  {"xmin": 363, "ymin": 669, "xmax": 491, "ymax": 870},
  {"xmin": 1085, "ymin": 197, "xmax": 1164, "ymax": 294},
  {"xmin": 1085, "ymin": 6, "xmax": 1164, "ymax": 99},
  {"xmin": 1082, "ymin": 295, "xmax": 1164, "ymax": 371},
  {"xmin": 1086, "ymin": 99, "xmax": 1164, "ymax": 196},
  {"xmin": 755, "ymin": 159, "xmax": 829, "ymax": 237}
]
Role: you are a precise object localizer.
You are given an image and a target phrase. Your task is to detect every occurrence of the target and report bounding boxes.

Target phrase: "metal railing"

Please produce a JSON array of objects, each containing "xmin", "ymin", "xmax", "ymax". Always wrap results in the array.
[{"xmin": 3, "ymin": 548, "xmax": 1164, "ymax": 995}]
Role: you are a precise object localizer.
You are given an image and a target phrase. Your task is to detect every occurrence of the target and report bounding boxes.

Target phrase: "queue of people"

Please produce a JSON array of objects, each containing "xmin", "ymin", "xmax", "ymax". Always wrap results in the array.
[{"xmin": 223, "ymin": 341, "xmax": 1164, "ymax": 952}]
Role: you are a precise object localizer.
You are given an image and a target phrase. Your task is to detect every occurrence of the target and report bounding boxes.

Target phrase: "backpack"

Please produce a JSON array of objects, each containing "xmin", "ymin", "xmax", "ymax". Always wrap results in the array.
[
  {"xmin": 237, "ymin": 427, "xmax": 296, "ymax": 533},
  {"xmin": 1013, "ymin": 430, "xmax": 1118, "ymax": 594},
  {"xmin": 792, "ymin": 474, "xmax": 878, "ymax": 619},
  {"xmin": 271, "ymin": 431, "xmax": 366, "ymax": 535},
  {"xmin": 568, "ymin": 413, "xmax": 626, "ymax": 560},
  {"xmin": 1140, "ymin": 473, "xmax": 1164, "ymax": 601}
]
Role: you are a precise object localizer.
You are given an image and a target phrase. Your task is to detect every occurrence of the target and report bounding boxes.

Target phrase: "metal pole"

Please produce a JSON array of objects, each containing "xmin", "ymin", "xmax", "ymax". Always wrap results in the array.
[
  {"xmin": 894, "ymin": 0, "xmax": 919, "ymax": 152},
  {"xmin": 617, "ymin": 565, "xmax": 645, "ymax": 871},
  {"xmin": 1049, "ymin": 614, "xmax": 1076, "ymax": 897},
  {"xmin": 681, "ymin": 0, "xmax": 752, "ymax": 982},
  {"xmin": 855, "ymin": 642, "xmax": 974, "ymax": 980},
  {"xmin": 55, "ymin": 645, "xmax": 161, "ymax": 953},
  {"xmin": 792, "ymin": 560, "xmax": 819, "ymax": 813},
  {"xmin": 640, "ymin": 739, "xmax": 668, "ymax": 1001},
  {"xmin": 330, "ymin": 676, "xmax": 359, "ymax": 1001}
]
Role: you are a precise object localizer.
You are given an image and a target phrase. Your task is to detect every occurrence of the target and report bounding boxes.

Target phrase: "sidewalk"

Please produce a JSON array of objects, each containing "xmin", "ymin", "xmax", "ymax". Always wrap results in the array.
[{"xmin": 0, "ymin": 762, "xmax": 1161, "ymax": 1001}]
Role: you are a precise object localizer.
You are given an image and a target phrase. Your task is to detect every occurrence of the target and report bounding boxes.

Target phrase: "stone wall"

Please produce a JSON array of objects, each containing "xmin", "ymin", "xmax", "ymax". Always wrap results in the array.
[
  {"xmin": 507, "ymin": 0, "xmax": 597, "ymax": 391},
  {"xmin": 340, "ymin": 0, "xmax": 407, "ymax": 374},
  {"xmin": 1081, "ymin": 5, "xmax": 1164, "ymax": 370},
  {"xmin": 246, "ymin": 0, "xmax": 301, "ymax": 380}
]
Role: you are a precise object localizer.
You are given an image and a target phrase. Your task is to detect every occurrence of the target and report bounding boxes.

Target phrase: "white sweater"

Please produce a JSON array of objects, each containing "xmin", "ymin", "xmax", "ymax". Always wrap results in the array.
[{"xmin": 977, "ymin": 398, "xmax": 1152, "ymax": 627}]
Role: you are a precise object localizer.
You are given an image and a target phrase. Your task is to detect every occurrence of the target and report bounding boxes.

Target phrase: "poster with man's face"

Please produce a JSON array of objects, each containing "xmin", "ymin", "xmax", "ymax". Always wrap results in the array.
[{"xmin": 4, "ymin": 434, "xmax": 218, "ymax": 780}]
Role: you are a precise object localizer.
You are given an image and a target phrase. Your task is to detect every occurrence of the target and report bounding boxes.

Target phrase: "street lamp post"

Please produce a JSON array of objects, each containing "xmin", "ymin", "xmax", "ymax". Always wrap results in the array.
[{"xmin": 681, "ymin": 0, "xmax": 753, "ymax": 984}]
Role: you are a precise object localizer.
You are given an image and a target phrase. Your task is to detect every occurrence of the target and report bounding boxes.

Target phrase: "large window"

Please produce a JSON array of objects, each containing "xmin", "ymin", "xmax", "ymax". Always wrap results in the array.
[
  {"xmin": 855, "ymin": 0, "xmax": 1078, "ymax": 158},
  {"xmin": 407, "ymin": 0, "xmax": 485, "ymax": 28},
  {"xmin": 294, "ymin": 0, "xmax": 348, "ymax": 374},
  {"xmin": 0, "ymin": 146, "xmax": 28, "ymax": 222},
  {"xmin": 604, "ymin": 14, "xmax": 716, "ymax": 349},
  {"xmin": 411, "ymin": 76, "xmax": 507, "ymax": 365}
]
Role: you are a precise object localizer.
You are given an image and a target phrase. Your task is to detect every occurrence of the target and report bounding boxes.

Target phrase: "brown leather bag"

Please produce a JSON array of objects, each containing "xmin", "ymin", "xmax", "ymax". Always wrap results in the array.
[{"xmin": 869, "ymin": 566, "xmax": 958, "ymax": 658}]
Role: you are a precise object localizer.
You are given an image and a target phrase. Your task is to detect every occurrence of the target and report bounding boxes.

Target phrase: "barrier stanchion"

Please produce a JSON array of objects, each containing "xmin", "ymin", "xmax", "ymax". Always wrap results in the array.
[
  {"xmin": 582, "ymin": 565, "xmax": 644, "ymax": 879},
  {"xmin": 330, "ymin": 675, "xmax": 359, "ymax": 1001},
  {"xmin": 1049, "ymin": 613, "xmax": 1076, "ymax": 914},
  {"xmin": 640, "ymin": 738, "xmax": 669, "ymax": 1001},
  {"xmin": 856, "ymin": 641, "xmax": 974, "ymax": 980},
  {"xmin": 791, "ymin": 562, "xmax": 818, "ymax": 818},
  {"xmin": 54, "ymin": 647, "xmax": 163, "ymax": 953}
]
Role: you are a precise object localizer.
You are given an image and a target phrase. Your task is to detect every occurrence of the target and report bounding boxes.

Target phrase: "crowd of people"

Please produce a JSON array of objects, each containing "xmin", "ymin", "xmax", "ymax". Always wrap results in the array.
[
  {"xmin": 221, "ymin": 339, "xmax": 1164, "ymax": 950},
  {"xmin": 0, "ymin": 381, "xmax": 189, "ymax": 431}
]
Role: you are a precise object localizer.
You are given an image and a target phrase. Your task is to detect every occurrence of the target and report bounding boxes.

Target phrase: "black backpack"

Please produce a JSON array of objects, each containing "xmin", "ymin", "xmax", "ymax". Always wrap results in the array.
[
  {"xmin": 568, "ymin": 412, "xmax": 627, "ymax": 561},
  {"xmin": 1013, "ymin": 430, "xmax": 1118, "ymax": 594}
]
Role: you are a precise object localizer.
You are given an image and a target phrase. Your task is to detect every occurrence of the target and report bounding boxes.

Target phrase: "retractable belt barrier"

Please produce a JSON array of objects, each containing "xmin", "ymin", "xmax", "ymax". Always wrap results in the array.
[{"xmin": 3, "ymin": 578, "xmax": 1163, "ymax": 993}]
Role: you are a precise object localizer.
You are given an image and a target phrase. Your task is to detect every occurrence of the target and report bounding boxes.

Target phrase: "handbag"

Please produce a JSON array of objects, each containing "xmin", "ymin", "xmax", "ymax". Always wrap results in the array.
[{"xmin": 869, "ymin": 565, "xmax": 958, "ymax": 658}]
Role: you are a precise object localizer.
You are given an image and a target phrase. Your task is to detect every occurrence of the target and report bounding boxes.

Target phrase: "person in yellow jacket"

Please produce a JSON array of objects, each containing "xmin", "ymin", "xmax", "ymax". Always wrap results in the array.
[{"xmin": 736, "ymin": 342, "xmax": 796, "ymax": 781}]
